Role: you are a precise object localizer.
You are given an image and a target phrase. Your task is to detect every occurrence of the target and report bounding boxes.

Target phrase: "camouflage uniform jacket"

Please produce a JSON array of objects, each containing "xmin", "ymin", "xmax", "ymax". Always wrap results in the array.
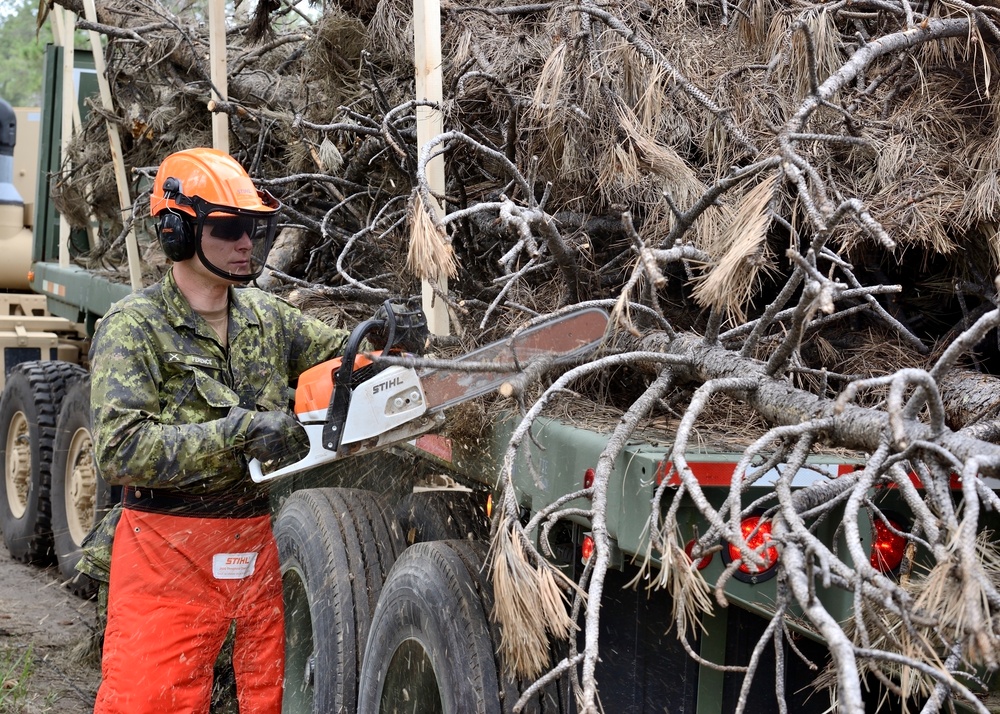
[
  {"xmin": 81, "ymin": 268, "xmax": 348, "ymax": 622},
  {"xmin": 90, "ymin": 268, "xmax": 349, "ymax": 496}
]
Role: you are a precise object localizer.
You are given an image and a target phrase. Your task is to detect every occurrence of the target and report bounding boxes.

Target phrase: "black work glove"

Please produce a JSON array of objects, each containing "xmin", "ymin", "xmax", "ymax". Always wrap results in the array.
[{"xmin": 232, "ymin": 407, "xmax": 310, "ymax": 468}]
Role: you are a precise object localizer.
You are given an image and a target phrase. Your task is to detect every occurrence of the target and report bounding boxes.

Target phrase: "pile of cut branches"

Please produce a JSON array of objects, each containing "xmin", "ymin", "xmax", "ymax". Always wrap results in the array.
[{"xmin": 50, "ymin": 0, "xmax": 1000, "ymax": 340}]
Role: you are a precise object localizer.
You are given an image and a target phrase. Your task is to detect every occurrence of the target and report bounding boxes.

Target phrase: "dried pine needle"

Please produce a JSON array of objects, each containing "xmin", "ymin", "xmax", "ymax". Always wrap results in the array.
[
  {"xmin": 818, "ymin": 530, "xmax": 1000, "ymax": 705},
  {"xmin": 491, "ymin": 525, "xmax": 581, "ymax": 678},
  {"xmin": 531, "ymin": 42, "xmax": 569, "ymax": 128},
  {"xmin": 407, "ymin": 195, "xmax": 458, "ymax": 281},
  {"xmin": 691, "ymin": 174, "xmax": 778, "ymax": 324}
]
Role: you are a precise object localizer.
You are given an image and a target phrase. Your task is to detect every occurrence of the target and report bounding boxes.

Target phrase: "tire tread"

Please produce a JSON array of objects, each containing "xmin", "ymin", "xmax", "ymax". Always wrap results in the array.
[
  {"xmin": 0, "ymin": 361, "xmax": 87, "ymax": 563},
  {"xmin": 52, "ymin": 376, "xmax": 112, "ymax": 598},
  {"xmin": 275, "ymin": 487, "xmax": 402, "ymax": 714}
]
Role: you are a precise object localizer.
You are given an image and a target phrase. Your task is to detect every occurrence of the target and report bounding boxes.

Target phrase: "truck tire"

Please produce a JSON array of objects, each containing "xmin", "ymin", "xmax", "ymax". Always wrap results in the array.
[
  {"xmin": 0, "ymin": 361, "xmax": 88, "ymax": 563},
  {"xmin": 394, "ymin": 489, "xmax": 490, "ymax": 545},
  {"xmin": 51, "ymin": 377, "xmax": 114, "ymax": 598},
  {"xmin": 274, "ymin": 487, "xmax": 404, "ymax": 714},
  {"xmin": 358, "ymin": 540, "xmax": 562, "ymax": 714}
]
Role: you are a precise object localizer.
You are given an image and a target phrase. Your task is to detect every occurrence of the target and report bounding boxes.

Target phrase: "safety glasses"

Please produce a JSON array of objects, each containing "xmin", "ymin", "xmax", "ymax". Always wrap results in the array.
[
  {"xmin": 192, "ymin": 192, "xmax": 279, "ymax": 245},
  {"xmin": 205, "ymin": 215, "xmax": 258, "ymax": 241}
]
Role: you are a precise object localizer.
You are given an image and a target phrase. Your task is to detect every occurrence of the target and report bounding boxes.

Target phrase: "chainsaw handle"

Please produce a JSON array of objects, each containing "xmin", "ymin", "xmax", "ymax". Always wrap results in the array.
[
  {"xmin": 377, "ymin": 304, "xmax": 398, "ymax": 358},
  {"xmin": 249, "ymin": 423, "xmax": 326, "ymax": 483},
  {"xmin": 249, "ymin": 455, "xmax": 297, "ymax": 483},
  {"xmin": 324, "ymin": 299, "xmax": 421, "ymax": 451},
  {"xmin": 323, "ymin": 316, "xmax": 386, "ymax": 452}
]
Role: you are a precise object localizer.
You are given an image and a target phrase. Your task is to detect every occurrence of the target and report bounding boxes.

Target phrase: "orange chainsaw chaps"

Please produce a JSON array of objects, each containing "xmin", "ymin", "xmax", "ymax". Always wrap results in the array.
[
  {"xmin": 94, "ymin": 510, "xmax": 284, "ymax": 714},
  {"xmin": 294, "ymin": 351, "xmax": 380, "ymax": 415}
]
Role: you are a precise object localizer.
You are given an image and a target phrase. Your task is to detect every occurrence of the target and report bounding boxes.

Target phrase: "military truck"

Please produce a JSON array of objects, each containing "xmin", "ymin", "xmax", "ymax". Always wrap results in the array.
[
  {"xmin": 0, "ymin": 49, "xmax": 128, "ymax": 597},
  {"xmin": 0, "ymin": 40, "xmax": 986, "ymax": 714}
]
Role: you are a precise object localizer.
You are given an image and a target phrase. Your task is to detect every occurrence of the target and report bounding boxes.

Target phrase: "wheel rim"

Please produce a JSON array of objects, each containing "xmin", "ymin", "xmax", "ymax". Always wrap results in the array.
[
  {"xmin": 64, "ymin": 427, "xmax": 96, "ymax": 545},
  {"xmin": 379, "ymin": 639, "xmax": 443, "ymax": 713},
  {"xmin": 282, "ymin": 565, "xmax": 315, "ymax": 713},
  {"xmin": 5, "ymin": 411, "xmax": 31, "ymax": 519}
]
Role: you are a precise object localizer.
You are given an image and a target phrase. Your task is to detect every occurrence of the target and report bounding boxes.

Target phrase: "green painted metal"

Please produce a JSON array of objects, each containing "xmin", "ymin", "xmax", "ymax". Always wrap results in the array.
[
  {"xmin": 696, "ymin": 608, "xmax": 728, "ymax": 714},
  {"xmin": 502, "ymin": 416, "xmax": 865, "ymax": 629},
  {"xmin": 30, "ymin": 45, "xmax": 131, "ymax": 335},
  {"xmin": 29, "ymin": 262, "xmax": 131, "ymax": 333},
  {"xmin": 34, "ymin": 45, "xmax": 98, "ymax": 264},
  {"xmin": 32, "ymin": 45, "xmax": 61, "ymax": 261}
]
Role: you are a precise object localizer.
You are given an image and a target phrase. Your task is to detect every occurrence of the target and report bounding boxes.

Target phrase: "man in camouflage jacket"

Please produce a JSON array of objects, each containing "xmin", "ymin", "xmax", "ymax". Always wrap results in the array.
[{"xmin": 89, "ymin": 148, "xmax": 349, "ymax": 714}]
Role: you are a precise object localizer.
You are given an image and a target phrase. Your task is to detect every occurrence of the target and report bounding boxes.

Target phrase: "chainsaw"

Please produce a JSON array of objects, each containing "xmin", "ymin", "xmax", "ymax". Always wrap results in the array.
[{"xmin": 248, "ymin": 303, "xmax": 609, "ymax": 483}]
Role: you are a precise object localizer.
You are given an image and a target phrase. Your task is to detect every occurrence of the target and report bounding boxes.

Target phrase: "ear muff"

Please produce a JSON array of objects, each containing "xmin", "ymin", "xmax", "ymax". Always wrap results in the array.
[{"xmin": 157, "ymin": 210, "xmax": 196, "ymax": 261}]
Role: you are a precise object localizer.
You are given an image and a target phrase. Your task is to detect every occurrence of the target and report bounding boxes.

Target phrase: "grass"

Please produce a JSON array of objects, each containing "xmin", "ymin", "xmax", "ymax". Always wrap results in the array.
[
  {"xmin": 0, "ymin": 644, "xmax": 35, "ymax": 711},
  {"xmin": 0, "ymin": 644, "xmax": 57, "ymax": 713}
]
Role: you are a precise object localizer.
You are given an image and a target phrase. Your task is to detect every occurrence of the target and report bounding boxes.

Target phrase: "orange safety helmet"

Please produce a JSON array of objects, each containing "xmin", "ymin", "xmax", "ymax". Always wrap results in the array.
[{"xmin": 150, "ymin": 148, "xmax": 281, "ymax": 282}]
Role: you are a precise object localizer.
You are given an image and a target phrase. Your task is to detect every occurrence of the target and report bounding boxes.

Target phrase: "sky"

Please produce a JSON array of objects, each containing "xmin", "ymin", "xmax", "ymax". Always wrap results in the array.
[{"xmin": 0, "ymin": 0, "xmax": 28, "ymax": 22}]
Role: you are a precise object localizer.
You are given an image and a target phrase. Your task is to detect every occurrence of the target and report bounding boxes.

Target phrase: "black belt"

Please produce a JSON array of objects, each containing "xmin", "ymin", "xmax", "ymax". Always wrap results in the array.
[{"xmin": 123, "ymin": 486, "xmax": 270, "ymax": 519}]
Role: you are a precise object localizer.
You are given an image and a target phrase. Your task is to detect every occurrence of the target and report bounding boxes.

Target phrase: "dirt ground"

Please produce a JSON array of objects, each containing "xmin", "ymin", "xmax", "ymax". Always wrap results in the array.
[{"xmin": 0, "ymin": 547, "xmax": 100, "ymax": 713}]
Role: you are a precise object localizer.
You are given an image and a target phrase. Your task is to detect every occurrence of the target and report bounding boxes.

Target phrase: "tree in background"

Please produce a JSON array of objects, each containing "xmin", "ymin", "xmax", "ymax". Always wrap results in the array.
[{"xmin": 0, "ymin": 0, "xmax": 50, "ymax": 106}]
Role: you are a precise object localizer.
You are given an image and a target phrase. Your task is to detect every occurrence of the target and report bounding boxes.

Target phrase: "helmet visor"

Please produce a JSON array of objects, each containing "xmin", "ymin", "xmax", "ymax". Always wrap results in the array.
[{"xmin": 189, "ymin": 193, "xmax": 280, "ymax": 282}]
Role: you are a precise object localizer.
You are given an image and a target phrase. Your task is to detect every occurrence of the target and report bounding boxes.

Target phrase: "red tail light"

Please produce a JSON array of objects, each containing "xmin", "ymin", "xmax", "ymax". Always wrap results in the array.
[
  {"xmin": 684, "ymin": 540, "xmax": 712, "ymax": 570},
  {"xmin": 583, "ymin": 468, "xmax": 595, "ymax": 489},
  {"xmin": 725, "ymin": 515, "xmax": 778, "ymax": 581},
  {"xmin": 581, "ymin": 534, "xmax": 595, "ymax": 562},
  {"xmin": 870, "ymin": 517, "xmax": 906, "ymax": 573}
]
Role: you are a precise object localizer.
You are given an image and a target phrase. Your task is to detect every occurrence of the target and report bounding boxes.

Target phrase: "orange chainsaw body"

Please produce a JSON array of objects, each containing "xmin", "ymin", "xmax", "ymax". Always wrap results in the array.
[{"xmin": 294, "ymin": 352, "xmax": 377, "ymax": 416}]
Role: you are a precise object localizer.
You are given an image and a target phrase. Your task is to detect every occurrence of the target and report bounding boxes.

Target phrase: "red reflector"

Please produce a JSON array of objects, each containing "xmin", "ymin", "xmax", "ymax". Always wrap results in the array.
[
  {"xmin": 684, "ymin": 540, "xmax": 712, "ymax": 570},
  {"xmin": 581, "ymin": 535, "xmax": 595, "ymax": 562},
  {"xmin": 584, "ymin": 468, "xmax": 595, "ymax": 489},
  {"xmin": 870, "ymin": 518, "xmax": 906, "ymax": 573},
  {"xmin": 728, "ymin": 516, "xmax": 778, "ymax": 574}
]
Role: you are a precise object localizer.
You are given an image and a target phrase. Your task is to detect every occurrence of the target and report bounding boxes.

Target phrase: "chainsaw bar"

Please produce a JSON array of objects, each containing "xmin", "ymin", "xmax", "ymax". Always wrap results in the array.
[{"xmin": 419, "ymin": 307, "xmax": 609, "ymax": 412}]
